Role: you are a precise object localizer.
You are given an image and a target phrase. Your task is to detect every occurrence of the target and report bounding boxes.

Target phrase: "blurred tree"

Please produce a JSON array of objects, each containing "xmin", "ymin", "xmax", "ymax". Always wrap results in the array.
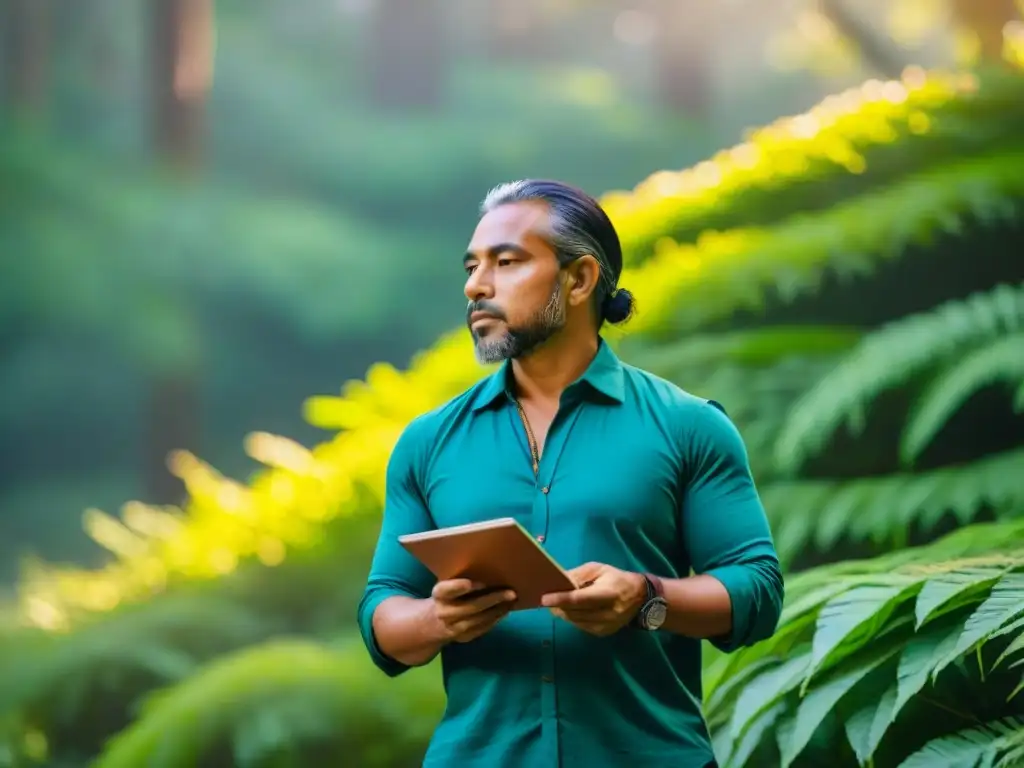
[
  {"xmin": 366, "ymin": 0, "xmax": 448, "ymax": 110},
  {"xmin": 651, "ymin": 0, "xmax": 715, "ymax": 115},
  {"xmin": 773, "ymin": 0, "xmax": 1022, "ymax": 78},
  {"xmin": 1, "ymin": 0, "xmax": 50, "ymax": 115},
  {"xmin": 143, "ymin": 0, "xmax": 215, "ymax": 504},
  {"xmin": 951, "ymin": 0, "xmax": 1020, "ymax": 61},
  {"xmin": 816, "ymin": 0, "xmax": 907, "ymax": 78}
]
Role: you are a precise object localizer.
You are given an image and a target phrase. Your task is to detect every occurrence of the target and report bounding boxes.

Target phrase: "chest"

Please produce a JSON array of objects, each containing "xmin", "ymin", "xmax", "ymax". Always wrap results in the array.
[{"xmin": 422, "ymin": 402, "xmax": 687, "ymax": 570}]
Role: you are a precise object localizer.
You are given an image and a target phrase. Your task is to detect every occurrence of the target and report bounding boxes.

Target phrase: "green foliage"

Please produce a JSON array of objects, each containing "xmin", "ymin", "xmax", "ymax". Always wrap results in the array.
[
  {"xmin": 763, "ymin": 447, "xmax": 1024, "ymax": 562},
  {"xmin": 776, "ymin": 283, "xmax": 1024, "ymax": 474},
  {"xmin": 705, "ymin": 520, "xmax": 1024, "ymax": 768},
  {"xmin": 606, "ymin": 68, "xmax": 1024, "ymax": 263},
  {"xmin": 92, "ymin": 639, "xmax": 441, "ymax": 768},
  {"xmin": 0, "ymin": 128, "xmax": 450, "ymax": 352},
  {"xmin": 4, "ymin": 61, "xmax": 1024, "ymax": 768},
  {"xmin": 626, "ymin": 150, "xmax": 1024, "ymax": 342},
  {"xmin": 0, "ymin": 591, "xmax": 275, "ymax": 730}
]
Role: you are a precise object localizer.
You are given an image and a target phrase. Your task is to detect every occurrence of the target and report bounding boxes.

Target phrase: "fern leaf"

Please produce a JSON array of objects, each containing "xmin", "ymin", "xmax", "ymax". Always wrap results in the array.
[
  {"xmin": 706, "ymin": 522, "xmax": 1024, "ymax": 767},
  {"xmin": 780, "ymin": 634, "xmax": 904, "ymax": 768},
  {"xmin": 897, "ymin": 716, "xmax": 1024, "ymax": 768},
  {"xmin": 762, "ymin": 448, "xmax": 1024, "ymax": 563},
  {"xmin": 629, "ymin": 157, "xmax": 1024, "ymax": 344},
  {"xmin": 0, "ymin": 593, "xmax": 270, "ymax": 721},
  {"xmin": 92, "ymin": 638, "xmax": 442, "ymax": 768},
  {"xmin": 914, "ymin": 567, "xmax": 1008, "ymax": 629},
  {"xmin": 807, "ymin": 581, "xmax": 920, "ymax": 685},
  {"xmin": 606, "ymin": 68, "xmax": 1024, "ymax": 264},
  {"xmin": 901, "ymin": 332, "xmax": 1024, "ymax": 465},
  {"xmin": 934, "ymin": 572, "xmax": 1024, "ymax": 678},
  {"xmin": 621, "ymin": 326, "xmax": 861, "ymax": 373},
  {"xmin": 775, "ymin": 283, "xmax": 1024, "ymax": 474}
]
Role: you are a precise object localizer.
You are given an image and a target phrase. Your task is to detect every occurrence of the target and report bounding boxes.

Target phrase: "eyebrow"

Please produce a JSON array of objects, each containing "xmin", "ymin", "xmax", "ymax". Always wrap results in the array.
[{"xmin": 463, "ymin": 243, "xmax": 533, "ymax": 265}]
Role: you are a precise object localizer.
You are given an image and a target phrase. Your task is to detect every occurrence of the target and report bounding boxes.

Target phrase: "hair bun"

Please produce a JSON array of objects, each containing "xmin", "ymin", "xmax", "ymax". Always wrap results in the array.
[{"xmin": 602, "ymin": 288, "xmax": 635, "ymax": 324}]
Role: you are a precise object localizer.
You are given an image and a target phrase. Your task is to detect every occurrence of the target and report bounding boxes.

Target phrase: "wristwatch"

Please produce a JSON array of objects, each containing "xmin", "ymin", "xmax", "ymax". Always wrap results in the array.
[{"xmin": 632, "ymin": 573, "xmax": 668, "ymax": 631}]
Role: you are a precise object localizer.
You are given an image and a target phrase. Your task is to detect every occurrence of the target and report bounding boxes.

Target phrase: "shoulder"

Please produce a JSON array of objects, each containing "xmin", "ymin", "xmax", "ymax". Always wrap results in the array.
[
  {"xmin": 389, "ymin": 375, "xmax": 495, "ymax": 466},
  {"xmin": 621, "ymin": 363, "xmax": 744, "ymax": 454},
  {"xmin": 621, "ymin": 363, "xmax": 725, "ymax": 419}
]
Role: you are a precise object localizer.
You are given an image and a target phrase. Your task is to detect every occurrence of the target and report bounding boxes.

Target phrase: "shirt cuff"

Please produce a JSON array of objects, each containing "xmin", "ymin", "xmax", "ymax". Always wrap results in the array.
[
  {"xmin": 703, "ymin": 563, "xmax": 757, "ymax": 654},
  {"xmin": 357, "ymin": 587, "xmax": 414, "ymax": 677}
]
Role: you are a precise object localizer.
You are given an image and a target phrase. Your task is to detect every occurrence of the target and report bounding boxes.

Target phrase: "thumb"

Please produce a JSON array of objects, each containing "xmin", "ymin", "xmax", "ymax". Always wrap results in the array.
[{"xmin": 567, "ymin": 562, "xmax": 603, "ymax": 586}]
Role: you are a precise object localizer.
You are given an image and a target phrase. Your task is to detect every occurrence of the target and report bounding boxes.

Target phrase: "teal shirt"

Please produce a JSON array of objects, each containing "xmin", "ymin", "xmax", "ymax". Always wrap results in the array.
[{"xmin": 357, "ymin": 340, "xmax": 783, "ymax": 767}]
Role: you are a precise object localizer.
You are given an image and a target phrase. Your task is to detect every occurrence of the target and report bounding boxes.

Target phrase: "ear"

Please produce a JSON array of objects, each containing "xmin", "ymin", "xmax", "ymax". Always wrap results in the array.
[{"xmin": 566, "ymin": 255, "xmax": 601, "ymax": 308}]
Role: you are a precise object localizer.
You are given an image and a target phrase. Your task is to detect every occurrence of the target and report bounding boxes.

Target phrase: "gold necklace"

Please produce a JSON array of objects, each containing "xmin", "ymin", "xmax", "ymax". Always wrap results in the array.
[{"xmin": 514, "ymin": 399, "xmax": 540, "ymax": 476}]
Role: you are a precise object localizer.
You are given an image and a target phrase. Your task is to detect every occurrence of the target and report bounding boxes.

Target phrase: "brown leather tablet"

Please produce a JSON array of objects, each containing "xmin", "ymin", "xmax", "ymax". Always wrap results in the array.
[{"xmin": 399, "ymin": 517, "xmax": 576, "ymax": 610}]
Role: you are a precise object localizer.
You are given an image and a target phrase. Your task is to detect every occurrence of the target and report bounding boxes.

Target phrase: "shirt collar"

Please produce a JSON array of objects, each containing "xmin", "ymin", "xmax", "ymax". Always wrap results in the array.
[{"xmin": 471, "ymin": 337, "xmax": 626, "ymax": 412}]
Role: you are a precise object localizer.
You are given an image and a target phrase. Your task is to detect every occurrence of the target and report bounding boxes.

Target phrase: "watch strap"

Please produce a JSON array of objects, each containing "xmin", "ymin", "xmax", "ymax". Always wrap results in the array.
[
  {"xmin": 631, "ymin": 573, "xmax": 663, "ymax": 629},
  {"xmin": 644, "ymin": 572, "xmax": 665, "ymax": 599}
]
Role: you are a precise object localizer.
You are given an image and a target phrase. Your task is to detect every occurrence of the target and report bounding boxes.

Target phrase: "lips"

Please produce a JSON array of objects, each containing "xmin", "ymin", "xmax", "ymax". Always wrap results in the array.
[{"xmin": 470, "ymin": 312, "xmax": 499, "ymax": 325}]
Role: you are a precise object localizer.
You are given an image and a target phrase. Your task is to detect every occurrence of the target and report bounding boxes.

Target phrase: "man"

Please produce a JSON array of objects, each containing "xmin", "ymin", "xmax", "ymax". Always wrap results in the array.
[{"xmin": 357, "ymin": 179, "xmax": 784, "ymax": 767}]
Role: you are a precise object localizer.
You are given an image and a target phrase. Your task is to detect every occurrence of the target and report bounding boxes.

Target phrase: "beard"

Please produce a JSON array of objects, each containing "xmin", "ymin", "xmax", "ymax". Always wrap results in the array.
[{"xmin": 468, "ymin": 279, "xmax": 567, "ymax": 365}]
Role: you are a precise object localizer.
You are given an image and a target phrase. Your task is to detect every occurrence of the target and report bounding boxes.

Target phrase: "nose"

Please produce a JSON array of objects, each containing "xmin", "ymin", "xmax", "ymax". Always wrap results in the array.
[{"xmin": 464, "ymin": 263, "xmax": 495, "ymax": 302}]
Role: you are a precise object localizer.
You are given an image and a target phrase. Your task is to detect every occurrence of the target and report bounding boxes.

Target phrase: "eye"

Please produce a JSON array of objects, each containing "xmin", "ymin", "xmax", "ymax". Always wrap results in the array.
[
  {"xmin": 497, "ymin": 257, "xmax": 514, "ymax": 267},
  {"xmin": 464, "ymin": 264, "xmax": 478, "ymax": 275}
]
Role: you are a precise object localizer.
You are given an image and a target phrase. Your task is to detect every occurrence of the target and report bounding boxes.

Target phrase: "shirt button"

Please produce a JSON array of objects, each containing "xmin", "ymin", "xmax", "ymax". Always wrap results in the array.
[
  {"xmin": 536, "ymin": 534, "xmax": 545, "ymax": 543},
  {"xmin": 541, "ymin": 486, "xmax": 549, "ymax": 494}
]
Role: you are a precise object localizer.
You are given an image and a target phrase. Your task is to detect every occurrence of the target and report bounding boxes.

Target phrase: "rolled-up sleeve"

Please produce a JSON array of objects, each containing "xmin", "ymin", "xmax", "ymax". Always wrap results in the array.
[
  {"xmin": 680, "ymin": 400, "xmax": 784, "ymax": 653},
  {"xmin": 356, "ymin": 416, "xmax": 438, "ymax": 676}
]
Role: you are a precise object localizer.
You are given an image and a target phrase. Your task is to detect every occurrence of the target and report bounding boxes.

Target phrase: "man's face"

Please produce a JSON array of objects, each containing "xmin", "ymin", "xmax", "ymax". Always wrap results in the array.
[{"xmin": 463, "ymin": 201, "xmax": 567, "ymax": 364}]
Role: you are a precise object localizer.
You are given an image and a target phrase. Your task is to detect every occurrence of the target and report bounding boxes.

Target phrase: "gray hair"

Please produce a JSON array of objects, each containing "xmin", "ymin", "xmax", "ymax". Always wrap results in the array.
[{"xmin": 480, "ymin": 179, "xmax": 633, "ymax": 324}]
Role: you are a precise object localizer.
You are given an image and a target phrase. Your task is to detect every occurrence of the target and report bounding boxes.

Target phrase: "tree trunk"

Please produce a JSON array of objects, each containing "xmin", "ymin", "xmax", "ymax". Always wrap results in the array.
[
  {"xmin": 951, "ymin": 0, "xmax": 1020, "ymax": 62},
  {"xmin": 651, "ymin": 0, "xmax": 714, "ymax": 116},
  {"xmin": 817, "ymin": 0, "xmax": 908, "ymax": 79},
  {"xmin": 366, "ymin": 0, "xmax": 448, "ymax": 111},
  {"xmin": 2, "ymin": 0, "xmax": 50, "ymax": 113},
  {"xmin": 151, "ymin": 0, "xmax": 212, "ymax": 170},
  {"xmin": 487, "ymin": 0, "xmax": 537, "ymax": 59},
  {"xmin": 144, "ymin": 0, "xmax": 212, "ymax": 504}
]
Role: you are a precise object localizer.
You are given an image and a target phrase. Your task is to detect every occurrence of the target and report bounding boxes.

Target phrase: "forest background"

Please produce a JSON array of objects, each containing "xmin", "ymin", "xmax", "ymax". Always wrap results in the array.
[{"xmin": 2, "ymin": 0, "xmax": 1024, "ymax": 766}]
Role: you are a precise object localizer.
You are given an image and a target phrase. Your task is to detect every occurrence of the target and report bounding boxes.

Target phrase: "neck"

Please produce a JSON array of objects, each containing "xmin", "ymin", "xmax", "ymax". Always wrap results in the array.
[{"xmin": 510, "ymin": 325, "xmax": 599, "ymax": 404}]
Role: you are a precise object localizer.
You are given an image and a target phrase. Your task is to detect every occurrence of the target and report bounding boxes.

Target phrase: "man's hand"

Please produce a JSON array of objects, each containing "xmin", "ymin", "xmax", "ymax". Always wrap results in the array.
[
  {"xmin": 431, "ymin": 579, "xmax": 517, "ymax": 644},
  {"xmin": 541, "ymin": 562, "xmax": 648, "ymax": 637}
]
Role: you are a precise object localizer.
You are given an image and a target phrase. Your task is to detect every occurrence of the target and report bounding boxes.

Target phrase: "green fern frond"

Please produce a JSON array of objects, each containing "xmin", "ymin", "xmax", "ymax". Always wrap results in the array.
[
  {"xmin": 707, "ymin": 521, "xmax": 1024, "ymax": 768},
  {"xmin": 631, "ymin": 152, "xmax": 1024, "ymax": 343},
  {"xmin": 92, "ymin": 638, "xmax": 442, "ymax": 768},
  {"xmin": 621, "ymin": 326, "xmax": 861, "ymax": 375},
  {"xmin": 0, "ymin": 592, "xmax": 271, "ymax": 722},
  {"xmin": 606, "ymin": 68, "xmax": 1024, "ymax": 264},
  {"xmin": 775, "ymin": 282, "xmax": 1024, "ymax": 474},
  {"xmin": 761, "ymin": 447, "xmax": 1024, "ymax": 564},
  {"xmin": 901, "ymin": 332, "xmax": 1024, "ymax": 465},
  {"xmin": 898, "ymin": 716, "xmax": 1024, "ymax": 768}
]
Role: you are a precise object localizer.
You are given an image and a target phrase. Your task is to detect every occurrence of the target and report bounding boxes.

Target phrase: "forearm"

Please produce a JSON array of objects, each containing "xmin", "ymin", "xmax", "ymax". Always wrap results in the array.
[
  {"xmin": 659, "ymin": 574, "xmax": 733, "ymax": 639},
  {"xmin": 371, "ymin": 595, "xmax": 450, "ymax": 668}
]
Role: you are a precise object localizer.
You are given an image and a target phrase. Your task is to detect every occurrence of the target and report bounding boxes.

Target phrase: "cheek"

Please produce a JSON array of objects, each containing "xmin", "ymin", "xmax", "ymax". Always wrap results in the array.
[{"xmin": 501, "ymin": 270, "xmax": 552, "ymax": 315}]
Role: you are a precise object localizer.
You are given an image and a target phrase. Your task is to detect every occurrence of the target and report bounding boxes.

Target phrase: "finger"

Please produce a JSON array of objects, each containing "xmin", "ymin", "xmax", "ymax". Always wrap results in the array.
[
  {"xmin": 566, "ymin": 562, "xmax": 603, "ymax": 584},
  {"xmin": 432, "ymin": 578, "xmax": 486, "ymax": 601},
  {"xmin": 439, "ymin": 589, "xmax": 516, "ymax": 621},
  {"xmin": 451, "ymin": 601, "xmax": 512, "ymax": 640},
  {"xmin": 561, "ymin": 608, "xmax": 617, "ymax": 624},
  {"xmin": 460, "ymin": 589, "xmax": 517, "ymax": 614},
  {"xmin": 543, "ymin": 586, "xmax": 614, "ymax": 610}
]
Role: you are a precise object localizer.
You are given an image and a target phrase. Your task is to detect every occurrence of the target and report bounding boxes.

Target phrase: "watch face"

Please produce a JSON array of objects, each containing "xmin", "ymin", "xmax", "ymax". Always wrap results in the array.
[{"xmin": 645, "ymin": 599, "xmax": 668, "ymax": 630}]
